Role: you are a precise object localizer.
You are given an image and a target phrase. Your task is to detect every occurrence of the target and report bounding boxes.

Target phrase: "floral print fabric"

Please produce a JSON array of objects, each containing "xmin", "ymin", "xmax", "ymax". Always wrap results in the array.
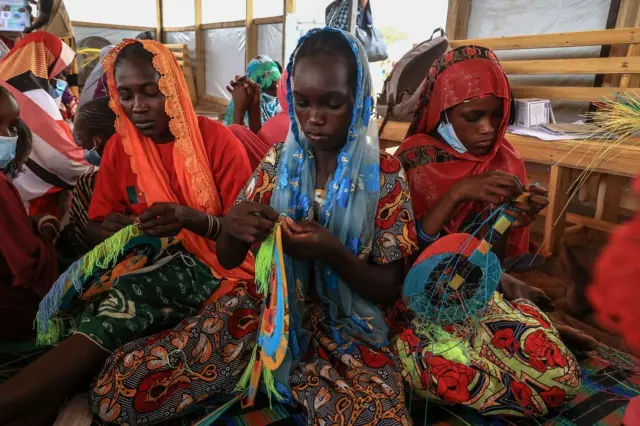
[
  {"xmin": 392, "ymin": 292, "xmax": 581, "ymax": 417},
  {"xmin": 89, "ymin": 143, "xmax": 418, "ymax": 425}
]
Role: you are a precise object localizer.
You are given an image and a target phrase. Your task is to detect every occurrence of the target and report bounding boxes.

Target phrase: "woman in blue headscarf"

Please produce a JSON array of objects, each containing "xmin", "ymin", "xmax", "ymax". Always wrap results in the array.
[
  {"xmin": 89, "ymin": 28, "xmax": 418, "ymax": 425},
  {"xmin": 224, "ymin": 55, "xmax": 282, "ymax": 130}
]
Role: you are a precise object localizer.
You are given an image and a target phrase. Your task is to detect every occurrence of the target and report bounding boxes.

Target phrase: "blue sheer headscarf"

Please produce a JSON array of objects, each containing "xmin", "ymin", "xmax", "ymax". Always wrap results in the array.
[{"xmin": 267, "ymin": 27, "xmax": 384, "ymax": 402}]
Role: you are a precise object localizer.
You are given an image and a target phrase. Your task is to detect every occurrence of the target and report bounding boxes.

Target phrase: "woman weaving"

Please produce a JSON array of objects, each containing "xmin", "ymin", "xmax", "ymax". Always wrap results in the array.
[
  {"xmin": 0, "ymin": 39, "xmax": 254, "ymax": 424},
  {"xmin": 84, "ymin": 28, "xmax": 418, "ymax": 425},
  {"xmin": 392, "ymin": 45, "xmax": 585, "ymax": 417}
]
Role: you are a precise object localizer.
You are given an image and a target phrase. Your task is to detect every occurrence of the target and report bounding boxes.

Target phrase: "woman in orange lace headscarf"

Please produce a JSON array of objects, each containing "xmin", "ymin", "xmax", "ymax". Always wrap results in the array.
[{"xmin": 0, "ymin": 39, "xmax": 255, "ymax": 423}]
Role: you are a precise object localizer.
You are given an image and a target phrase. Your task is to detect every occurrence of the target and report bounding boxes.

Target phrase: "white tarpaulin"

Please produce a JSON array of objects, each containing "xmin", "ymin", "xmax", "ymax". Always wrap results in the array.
[
  {"xmin": 164, "ymin": 31, "xmax": 196, "ymax": 75},
  {"xmin": 258, "ymin": 23, "xmax": 284, "ymax": 66},
  {"xmin": 205, "ymin": 27, "xmax": 246, "ymax": 100},
  {"xmin": 468, "ymin": 0, "xmax": 612, "ymax": 121},
  {"xmin": 203, "ymin": 0, "xmax": 245, "ymax": 23},
  {"xmin": 65, "ymin": 0, "xmax": 156, "ymax": 27},
  {"xmin": 162, "ymin": 0, "xmax": 194, "ymax": 28}
]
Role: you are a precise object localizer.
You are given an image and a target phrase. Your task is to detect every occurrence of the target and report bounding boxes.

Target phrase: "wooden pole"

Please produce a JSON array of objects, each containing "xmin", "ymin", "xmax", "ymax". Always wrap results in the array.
[
  {"xmin": 156, "ymin": 0, "xmax": 163, "ymax": 43},
  {"xmin": 195, "ymin": 0, "xmax": 204, "ymax": 101},
  {"xmin": 285, "ymin": 0, "xmax": 296, "ymax": 14},
  {"xmin": 282, "ymin": 0, "xmax": 287, "ymax": 66},
  {"xmin": 245, "ymin": 0, "xmax": 257, "ymax": 66},
  {"xmin": 446, "ymin": 0, "xmax": 472, "ymax": 40}
]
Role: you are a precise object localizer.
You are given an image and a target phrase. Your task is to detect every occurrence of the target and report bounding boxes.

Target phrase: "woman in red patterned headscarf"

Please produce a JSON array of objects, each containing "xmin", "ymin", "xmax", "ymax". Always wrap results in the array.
[
  {"xmin": 396, "ymin": 45, "xmax": 547, "ymax": 258},
  {"xmin": 0, "ymin": 31, "xmax": 91, "ymax": 217}
]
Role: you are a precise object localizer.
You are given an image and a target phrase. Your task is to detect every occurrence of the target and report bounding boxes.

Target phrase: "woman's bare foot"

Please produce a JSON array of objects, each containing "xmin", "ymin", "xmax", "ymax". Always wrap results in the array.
[
  {"xmin": 559, "ymin": 242, "xmax": 593, "ymax": 318},
  {"xmin": 499, "ymin": 273, "xmax": 555, "ymax": 312}
]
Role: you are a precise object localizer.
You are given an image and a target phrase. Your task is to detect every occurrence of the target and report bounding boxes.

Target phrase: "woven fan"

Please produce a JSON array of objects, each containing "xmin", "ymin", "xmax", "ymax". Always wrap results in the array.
[{"xmin": 404, "ymin": 194, "xmax": 529, "ymax": 327}]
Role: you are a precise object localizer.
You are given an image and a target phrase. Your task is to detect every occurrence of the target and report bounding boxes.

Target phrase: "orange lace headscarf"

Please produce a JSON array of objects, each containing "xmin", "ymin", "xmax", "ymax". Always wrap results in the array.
[{"xmin": 103, "ymin": 39, "xmax": 254, "ymax": 297}]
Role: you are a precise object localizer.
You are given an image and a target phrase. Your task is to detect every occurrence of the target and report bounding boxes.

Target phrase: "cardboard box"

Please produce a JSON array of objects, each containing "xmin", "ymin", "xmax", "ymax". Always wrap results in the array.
[{"xmin": 515, "ymin": 99, "xmax": 551, "ymax": 127}]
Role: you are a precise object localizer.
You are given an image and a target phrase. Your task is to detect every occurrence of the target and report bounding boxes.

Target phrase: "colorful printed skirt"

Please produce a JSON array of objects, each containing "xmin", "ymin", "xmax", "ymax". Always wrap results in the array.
[
  {"xmin": 49, "ymin": 239, "xmax": 220, "ymax": 352},
  {"xmin": 393, "ymin": 292, "xmax": 581, "ymax": 417},
  {"xmin": 90, "ymin": 281, "xmax": 410, "ymax": 425}
]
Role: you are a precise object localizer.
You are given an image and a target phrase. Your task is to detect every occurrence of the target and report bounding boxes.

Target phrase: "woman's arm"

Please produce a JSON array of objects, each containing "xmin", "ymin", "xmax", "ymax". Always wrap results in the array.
[
  {"xmin": 418, "ymin": 190, "xmax": 459, "ymax": 239},
  {"xmin": 359, "ymin": 0, "xmax": 369, "ymax": 8}
]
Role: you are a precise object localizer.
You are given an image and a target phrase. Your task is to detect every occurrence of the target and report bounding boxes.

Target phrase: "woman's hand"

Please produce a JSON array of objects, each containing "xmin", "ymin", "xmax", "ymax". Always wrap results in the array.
[
  {"xmin": 222, "ymin": 201, "xmax": 279, "ymax": 245},
  {"xmin": 450, "ymin": 170, "xmax": 523, "ymax": 206},
  {"xmin": 508, "ymin": 184, "xmax": 549, "ymax": 228},
  {"xmin": 281, "ymin": 218, "xmax": 337, "ymax": 261},
  {"xmin": 138, "ymin": 202, "xmax": 199, "ymax": 238},
  {"xmin": 102, "ymin": 213, "xmax": 135, "ymax": 238}
]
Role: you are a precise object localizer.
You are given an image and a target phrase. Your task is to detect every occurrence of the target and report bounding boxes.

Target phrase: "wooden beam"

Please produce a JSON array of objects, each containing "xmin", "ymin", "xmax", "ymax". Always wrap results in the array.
[
  {"xmin": 450, "ymin": 27, "xmax": 640, "ymax": 50},
  {"xmin": 285, "ymin": 0, "xmax": 296, "ymax": 14},
  {"xmin": 596, "ymin": 174, "xmax": 627, "ymax": 223},
  {"xmin": 195, "ymin": 0, "xmax": 205, "ymax": 100},
  {"xmin": 542, "ymin": 165, "xmax": 572, "ymax": 256},
  {"xmin": 201, "ymin": 20, "xmax": 246, "ymax": 30},
  {"xmin": 72, "ymin": 21, "xmax": 155, "ymax": 32},
  {"xmin": 511, "ymin": 86, "xmax": 631, "ymax": 102},
  {"xmin": 446, "ymin": 0, "xmax": 472, "ymax": 40},
  {"xmin": 501, "ymin": 56, "xmax": 640, "ymax": 75},
  {"xmin": 538, "ymin": 210, "xmax": 617, "ymax": 233},
  {"xmin": 246, "ymin": 0, "xmax": 257, "ymax": 65},
  {"xmin": 254, "ymin": 16, "xmax": 285, "ymax": 25},
  {"xmin": 156, "ymin": 0, "xmax": 163, "ymax": 43},
  {"xmin": 378, "ymin": 120, "xmax": 640, "ymax": 177},
  {"xmin": 163, "ymin": 25, "xmax": 197, "ymax": 32}
]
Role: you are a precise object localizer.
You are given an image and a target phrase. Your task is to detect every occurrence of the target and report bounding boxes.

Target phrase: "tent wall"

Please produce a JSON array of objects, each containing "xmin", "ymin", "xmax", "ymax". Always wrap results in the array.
[
  {"xmin": 465, "ymin": 0, "xmax": 613, "ymax": 121},
  {"xmin": 204, "ymin": 28, "xmax": 247, "ymax": 100},
  {"xmin": 74, "ymin": 25, "xmax": 155, "ymax": 46}
]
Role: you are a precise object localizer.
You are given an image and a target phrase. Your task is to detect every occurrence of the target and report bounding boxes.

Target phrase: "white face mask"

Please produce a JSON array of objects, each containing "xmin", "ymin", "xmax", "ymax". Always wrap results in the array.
[
  {"xmin": 437, "ymin": 112, "xmax": 468, "ymax": 154},
  {"xmin": 0, "ymin": 135, "xmax": 18, "ymax": 169}
]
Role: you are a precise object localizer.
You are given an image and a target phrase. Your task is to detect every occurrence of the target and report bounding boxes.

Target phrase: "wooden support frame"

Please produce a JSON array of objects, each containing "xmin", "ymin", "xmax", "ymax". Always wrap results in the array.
[
  {"xmin": 195, "ymin": 0, "xmax": 205, "ymax": 100},
  {"xmin": 446, "ymin": 0, "xmax": 472, "ymax": 40},
  {"xmin": 246, "ymin": 0, "xmax": 257, "ymax": 66},
  {"xmin": 156, "ymin": 0, "xmax": 163, "ymax": 43},
  {"xmin": 347, "ymin": 0, "xmax": 358, "ymax": 34},
  {"xmin": 163, "ymin": 25, "xmax": 197, "ymax": 32},
  {"xmin": 201, "ymin": 21, "xmax": 246, "ymax": 30},
  {"xmin": 72, "ymin": 21, "xmax": 156, "ymax": 32},
  {"xmin": 542, "ymin": 165, "xmax": 572, "ymax": 257}
]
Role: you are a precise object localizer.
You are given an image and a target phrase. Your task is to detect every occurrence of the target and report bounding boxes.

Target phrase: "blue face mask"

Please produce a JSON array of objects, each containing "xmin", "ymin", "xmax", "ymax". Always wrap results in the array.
[
  {"xmin": 50, "ymin": 78, "xmax": 68, "ymax": 99},
  {"xmin": 0, "ymin": 135, "xmax": 18, "ymax": 169},
  {"xmin": 84, "ymin": 148, "xmax": 101, "ymax": 166},
  {"xmin": 437, "ymin": 113, "xmax": 468, "ymax": 154}
]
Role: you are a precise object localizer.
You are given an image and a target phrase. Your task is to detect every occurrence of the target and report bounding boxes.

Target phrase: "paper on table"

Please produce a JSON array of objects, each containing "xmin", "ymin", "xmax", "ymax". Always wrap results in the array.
[{"xmin": 507, "ymin": 125, "xmax": 584, "ymax": 141}]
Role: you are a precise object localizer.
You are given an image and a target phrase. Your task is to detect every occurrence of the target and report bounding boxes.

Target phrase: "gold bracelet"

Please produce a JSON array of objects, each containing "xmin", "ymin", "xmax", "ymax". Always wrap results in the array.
[
  {"xmin": 206, "ymin": 214, "xmax": 214, "ymax": 238},
  {"xmin": 210, "ymin": 215, "xmax": 221, "ymax": 240}
]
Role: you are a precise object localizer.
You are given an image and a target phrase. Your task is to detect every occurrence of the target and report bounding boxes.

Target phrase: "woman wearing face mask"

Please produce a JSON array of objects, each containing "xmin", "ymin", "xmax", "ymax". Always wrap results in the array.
[
  {"xmin": 396, "ymin": 46, "xmax": 548, "ymax": 260},
  {"xmin": 56, "ymin": 96, "xmax": 116, "ymax": 261},
  {"xmin": 0, "ymin": 85, "xmax": 59, "ymax": 342},
  {"xmin": 391, "ymin": 46, "xmax": 585, "ymax": 417},
  {"xmin": 0, "ymin": 32, "xmax": 91, "ymax": 218}
]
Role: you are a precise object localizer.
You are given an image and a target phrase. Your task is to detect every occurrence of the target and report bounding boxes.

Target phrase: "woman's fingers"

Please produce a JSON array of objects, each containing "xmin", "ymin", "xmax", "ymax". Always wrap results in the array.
[
  {"xmin": 528, "ymin": 194, "xmax": 549, "ymax": 209},
  {"xmin": 139, "ymin": 214, "xmax": 177, "ymax": 231}
]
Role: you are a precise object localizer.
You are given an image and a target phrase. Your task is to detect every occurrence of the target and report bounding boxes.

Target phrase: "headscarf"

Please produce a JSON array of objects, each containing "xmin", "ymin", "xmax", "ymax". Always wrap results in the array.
[
  {"xmin": 103, "ymin": 39, "xmax": 254, "ymax": 295},
  {"xmin": 396, "ymin": 45, "xmax": 529, "ymax": 256},
  {"xmin": 0, "ymin": 32, "xmax": 91, "ymax": 214},
  {"xmin": 224, "ymin": 55, "xmax": 282, "ymax": 126},
  {"xmin": 78, "ymin": 45, "xmax": 114, "ymax": 108},
  {"xmin": 268, "ymin": 28, "xmax": 381, "ymax": 398}
]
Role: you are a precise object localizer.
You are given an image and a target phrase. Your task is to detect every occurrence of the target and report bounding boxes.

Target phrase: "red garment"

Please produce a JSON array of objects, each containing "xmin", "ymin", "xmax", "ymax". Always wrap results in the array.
[
  {"xmin": 258, "ymin": 69, "xmax": 290, "ymax": 146},
  {"xmin": 0, "ymin": 173, "xmax": 58, "ymax": 340},
  {"xmin": 588, "ymin": 176, "xmax": 640, "ymax": 355},
  {"xmin": 396, "ymin": 46, "xmax": 529, "ymax": 256},
  {"xmin": 89, "ymin": 116, "xmax": 250, "ymax": 221}
]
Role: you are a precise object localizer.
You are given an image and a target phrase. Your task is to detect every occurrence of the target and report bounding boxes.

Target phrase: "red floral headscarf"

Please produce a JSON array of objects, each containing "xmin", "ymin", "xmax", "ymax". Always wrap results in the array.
[{"xmin": 396, "ymin": 45, "xmax": 529, "ymax": 256}]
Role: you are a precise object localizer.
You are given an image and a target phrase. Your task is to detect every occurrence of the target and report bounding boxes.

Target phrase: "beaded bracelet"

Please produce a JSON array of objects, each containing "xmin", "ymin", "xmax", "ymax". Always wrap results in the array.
[{"xmin": 416, "ymin": 220, "xmax": 440, "ymax": 245}]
